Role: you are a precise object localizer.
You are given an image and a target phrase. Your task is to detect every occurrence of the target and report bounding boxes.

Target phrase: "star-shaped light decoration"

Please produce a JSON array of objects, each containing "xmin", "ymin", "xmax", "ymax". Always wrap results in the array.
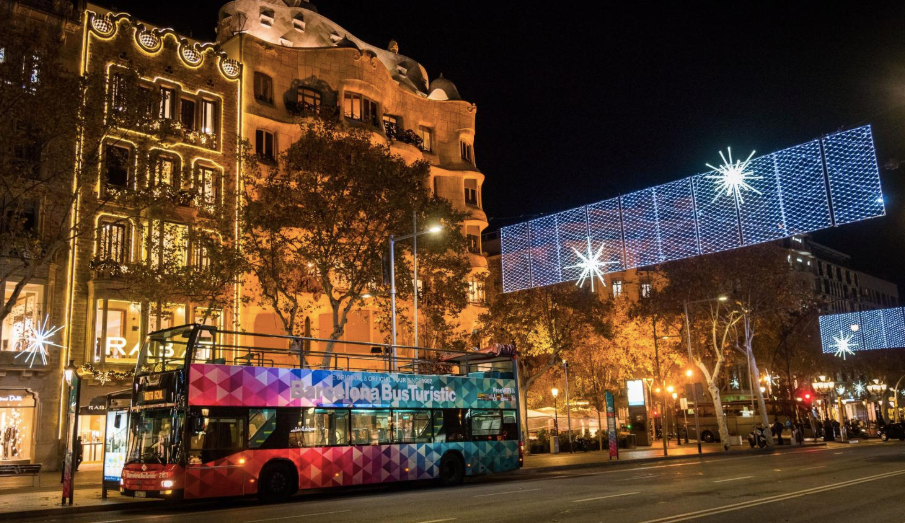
[
  {"xmin": 830, "ymin": 330, "xmax": 857, "ymax": 360},
  {"xmin": 705, "ymin": 147, "xmax": 762, "ymax": 204},
  {"xmin": 14, "ymin": 315, "xmax": 65, "ymax": 368},
  {"xmin": 763, "ymin": 370, "xmax": 780, "ymax": 387},
  {"xmin": 564, "ymin": 238, "xmax": 617, "ymax": 292},
  {"xmin": 853, "ymin": 381, "xmax": 866, "ymax": 395},
  {"xmin": 730, "ymin": 376, "xmax": 741, "ymax": 390},
  {"xmin": 835, "ymin": 385, "xmax": 846, "ymax": 396}
]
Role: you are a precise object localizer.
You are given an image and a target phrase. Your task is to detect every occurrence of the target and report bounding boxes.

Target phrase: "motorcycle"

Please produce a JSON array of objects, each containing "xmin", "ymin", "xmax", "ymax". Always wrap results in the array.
[
  {"xmin": 845, "ymin": 420, "xmax": 870, "ymax": 440},
  {"xmin": 748, "ymin": 425, "xmax": 768, "ymax": 448}
]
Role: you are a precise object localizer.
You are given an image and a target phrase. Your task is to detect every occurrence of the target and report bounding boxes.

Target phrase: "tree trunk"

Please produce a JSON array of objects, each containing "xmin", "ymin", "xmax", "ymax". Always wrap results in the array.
[
  {"xmin": 748, "ymin": 345, "xmax": 775, "ymax": 448},
  {"xmin": 597, "ymin": 405, "xmax": 603, "ymax": 451},
  {"xmin": 518, "ymin": 374, "xmax": 530, "ymax": 453},
  {"xmin": 708, "ymin": 382, "xmax": 732, "ymax": 451}
]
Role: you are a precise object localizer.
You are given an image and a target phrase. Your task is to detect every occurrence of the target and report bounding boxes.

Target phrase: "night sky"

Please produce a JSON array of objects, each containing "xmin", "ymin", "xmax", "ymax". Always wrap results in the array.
[{"xmin": 115, "ymin": 1, "xmax": 905, "ymax": 287}]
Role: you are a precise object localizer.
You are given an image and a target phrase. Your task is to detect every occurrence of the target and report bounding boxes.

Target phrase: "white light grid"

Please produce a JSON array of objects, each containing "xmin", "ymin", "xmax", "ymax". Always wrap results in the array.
[
  {"xmin": 819, "ymin": 311, "xmax": 863, "ymax": 355},
  {"xmin": 621, "ymin": 188, "xmax": 662, "ymax": 268},
  {"xmin": 819, "ymin": 307, "xmax": 905, "ymax": 354},
  {"xmin": 586, "ymin": 197, "xmax": 627, "ymax": 273},
  {"xmin": 823, "ymin": 126, "xmax": 885, "ymax": 225},
  {"xmin": 500, "ymin": 125, "xmax": 884, "ymax": 293},
  {"xmin": 654, "ymin": 178, "xmax": 700, "ymax": 262}
]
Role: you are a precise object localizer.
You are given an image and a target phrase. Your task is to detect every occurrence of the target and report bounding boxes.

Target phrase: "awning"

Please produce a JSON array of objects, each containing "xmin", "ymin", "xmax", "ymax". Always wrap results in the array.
[{"xmin": 79, "ymin": 394, "xmax": 108, "ymax": 415}]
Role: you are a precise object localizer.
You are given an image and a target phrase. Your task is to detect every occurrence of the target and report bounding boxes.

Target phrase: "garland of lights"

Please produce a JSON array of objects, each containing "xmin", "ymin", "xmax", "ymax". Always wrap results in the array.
[{"xmin": 78, "ymin": 363, "xmax": 135, "ymax": 385}]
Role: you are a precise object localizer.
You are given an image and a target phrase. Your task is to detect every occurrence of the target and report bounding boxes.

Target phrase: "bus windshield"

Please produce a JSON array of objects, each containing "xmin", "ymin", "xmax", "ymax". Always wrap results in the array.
[
  {"xmin": 127, "ymin": 407, "xmax": 184, "ymax": 465},
  {"xmin": 136, "ymin": 325, "xmax": 195, "ymax": 375}
]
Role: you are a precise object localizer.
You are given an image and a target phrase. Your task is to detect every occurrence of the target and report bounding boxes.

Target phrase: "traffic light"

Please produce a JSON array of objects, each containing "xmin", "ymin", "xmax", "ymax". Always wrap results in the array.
[{"xmin": 793, "ymin": 387, "xmax": 813, "ymax": 406}]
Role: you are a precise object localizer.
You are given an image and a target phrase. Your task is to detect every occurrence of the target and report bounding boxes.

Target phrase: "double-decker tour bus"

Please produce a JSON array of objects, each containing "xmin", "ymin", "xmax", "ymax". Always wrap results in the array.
[{"xmin": 120, "ymin": 325, "xmax": 522, "ymax": 501}]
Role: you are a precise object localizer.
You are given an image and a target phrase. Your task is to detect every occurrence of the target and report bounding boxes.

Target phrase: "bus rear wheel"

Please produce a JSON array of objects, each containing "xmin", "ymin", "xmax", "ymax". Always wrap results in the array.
[
  {"xmin": 258, "ymin": 462, "xmax": 298, "ymax": 503},
  {"xmin": 439, "ymin": 454, "xmax": 465, "ymax": 487}
]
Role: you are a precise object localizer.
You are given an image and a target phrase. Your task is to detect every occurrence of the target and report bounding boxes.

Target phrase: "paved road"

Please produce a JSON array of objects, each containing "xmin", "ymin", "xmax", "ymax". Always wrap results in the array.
[{"xmin": 15, "ymin": 443, "xmax": 905, "ymax": 523}]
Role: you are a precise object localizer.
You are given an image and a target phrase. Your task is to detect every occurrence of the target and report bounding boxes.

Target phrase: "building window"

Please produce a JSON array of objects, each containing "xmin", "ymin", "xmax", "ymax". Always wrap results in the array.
[
  {"xmin": 98, "ymin": 221, "xmax": 128, "ymax": 264},
  {"xmin": 254, "ymin": 72, "xmax": 273, "ymax": 104},
  {"xmin": 641, "ymin": 283, "xmax": 651, "ymax": 299},
  {"xmin": 94, "ymin": 299, "xmax": 143, "ymax": 364},
  {"xmin": 292, "ymin": 14, "xmax": 305, "ymax": 32},
  {"xmin": 147, "ymin": 221, "xmax": 188, "ymax": 267},
  {"xmin": 460, "ymin": 141, "xmax": 473, "ymax": 164},
  {"xmin": 612, "ymin": 280, "xmax": 623, "ymax": 298},
  {"xmin": 464, "ymin": 179, "xmax": 478, "ymax": 206},
  {"xmin": 467, "ymin": 234, "xmax": 480, "ymax": 254},
  {"xmin": 201, "ymin": 100, "xmax": 217, "ymax": 135},
  {"xmin": 13, "ymin": 121, "xmax": 40, "ymax": 174},
  {"xmin": 255, "ymin": 129, "xmax": 275, "ymax": 162},
  {"xmin": 180, "ymin": 98, "xmax": 196, "ymax": 132},
  {"xmin": 150, "ymin": 154, "xmax": 177, "ymax": 187},
  {"xmin": 104, "ymin": 144, "xmax": 130, "ymax": 191},
  {"xmin": 1, "ymin": 284, "xmax": 43, "ymax": 353},
  {"xmin": 260, "ymin": 7, "xmax": 274, "ymax": 27},
  {"xmin": 297, "ymin": 87, "xmax": 321, "ymax": 113},
  {"xmin": 383, "ymin": 114, "xmax": 399, "ymax": 138},
  {"xmin": 193, "ymin": 237, "xmax": 211, "ymax": 270},
  {"xmin": 418, "ymin": 127, "xmax": 433, "ymax": 152},
  {"xmin": 343, "ymin": 92, "xmax": 377, "ymax": 125},
  {"xmin": 110, "ymin": 72, "xmax": 127, "ymax": 112},
  {"xmin": 467, "ymin": 280, "xmax": 485, "ymax": 304},
  {"xmin": 159, "ymin": 87, "xmax": 175, "ymax": 119},
  {"xmin": 196, "ymin": 166, "xmax": 219, "ymax": 209}
]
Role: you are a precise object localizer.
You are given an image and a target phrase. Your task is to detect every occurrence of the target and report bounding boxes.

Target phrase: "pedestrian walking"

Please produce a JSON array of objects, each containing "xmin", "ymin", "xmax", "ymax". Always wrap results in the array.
[{"xmin": 771, "ymin": 418, "xmax": 784, "ymax": 445}]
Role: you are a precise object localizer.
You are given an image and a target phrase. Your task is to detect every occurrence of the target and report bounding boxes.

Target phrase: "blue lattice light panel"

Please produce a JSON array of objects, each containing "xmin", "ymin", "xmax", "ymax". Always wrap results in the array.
[
  {"xmin": 819, "ymin": 306, "xmax": 905, "ymax": 355},
  {"xmin": 501, "ymin": 125, "xmax": 885, "ymax": 292}
]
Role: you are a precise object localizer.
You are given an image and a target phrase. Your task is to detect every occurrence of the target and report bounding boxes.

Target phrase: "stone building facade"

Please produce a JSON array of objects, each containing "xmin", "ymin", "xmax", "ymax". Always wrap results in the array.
[{"xmin": 215, "ymin": 0, "xmax": 489, "ymax": 350}]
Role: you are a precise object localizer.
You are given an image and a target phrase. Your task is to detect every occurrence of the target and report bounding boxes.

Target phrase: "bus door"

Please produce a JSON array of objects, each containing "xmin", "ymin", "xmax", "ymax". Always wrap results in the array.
[{"xmin": 187, "ymin": 410, "xmax": 248, "ymax": 498}]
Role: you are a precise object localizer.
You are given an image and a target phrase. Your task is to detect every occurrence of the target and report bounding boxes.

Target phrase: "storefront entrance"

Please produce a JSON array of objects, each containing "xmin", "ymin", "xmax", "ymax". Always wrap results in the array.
[
  {"xmin": 79, "ymin": 396, "xmax": 108, "ymax": 463},
  {"xmin": 0, "ymin": 391, "xmax": 36, "ymax": 463}
]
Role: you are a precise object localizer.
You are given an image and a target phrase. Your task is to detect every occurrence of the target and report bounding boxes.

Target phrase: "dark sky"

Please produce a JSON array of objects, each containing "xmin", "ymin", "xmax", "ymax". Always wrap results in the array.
[{"xmin": 114, "ymin": 1, "xmax": 905, "ymax": 287}]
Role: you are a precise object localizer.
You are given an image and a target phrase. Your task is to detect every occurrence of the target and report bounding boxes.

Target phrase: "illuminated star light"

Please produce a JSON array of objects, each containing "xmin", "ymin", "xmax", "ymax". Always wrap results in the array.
[
  {"xmin": 853, "ymin": 381, "xmax": 866, "ymax": 395},
  {"xmin": 14, "ymin": 315, "xmax": 65, "ymax": 368},
  {"xmin": 564, "ymin": 238, "xmax": 617, "ymax": 292},
  {"xmin": 835, "ymin": 385, "xmax": 846, "ymax": 395},
  {"xmin": 705, "ymin": 147, "xmax": 762, "ymax": 204},
  {"xmin": 730, "ymin": 376, "xmax": 741, "ymax": 390},
  {"xmin": 830, "ymin": 330, "xmax": 857, "ymax": 360}
]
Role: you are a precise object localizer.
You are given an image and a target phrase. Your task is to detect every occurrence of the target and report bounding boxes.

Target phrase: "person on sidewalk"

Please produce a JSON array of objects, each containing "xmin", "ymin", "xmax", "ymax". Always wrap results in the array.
[
  {"xmin": 74, "ymin": 437, "xmax": 83, "ymax": 471},
  {"xmin": 771, "ymin": 418, "xmax": 784, "ymax": 445}
]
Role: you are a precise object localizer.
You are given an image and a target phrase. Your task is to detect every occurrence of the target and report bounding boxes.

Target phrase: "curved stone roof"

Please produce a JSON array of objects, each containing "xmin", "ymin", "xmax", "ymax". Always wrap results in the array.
[
  {"xmin": 428, "ymin": 74, "xmax": 462, "ymax": 101},
  {"xmin": 217, "ymin": 0, "xmax": 460, "ymax": 98}
]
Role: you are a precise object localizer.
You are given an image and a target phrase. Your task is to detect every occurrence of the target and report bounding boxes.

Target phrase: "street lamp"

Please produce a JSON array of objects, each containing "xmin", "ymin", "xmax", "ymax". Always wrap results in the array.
[
  {"xmin": 563, "ymin": 360, "xmax": 573, "ymax": 453},
  {"xmin": 552, "ymin": 387, "xmax": 560, "ymax": 439},
  {"xmin": 388, "ymin": 219, "xmax": 442, "ymax": 370},
  {"xmin": 683, "ymin": 296, "xmax": 725, "ymax": 454},
  {"xmin": 867, "ymin": 379, "xmax": 888, "ymax": 424},
  {"xmin": 62, "ymin": 360, "xmax": 80, "ymax": 505},
  {"xmin": 812, "ymin": 375, "xmax": 835, "ymax": 440}
]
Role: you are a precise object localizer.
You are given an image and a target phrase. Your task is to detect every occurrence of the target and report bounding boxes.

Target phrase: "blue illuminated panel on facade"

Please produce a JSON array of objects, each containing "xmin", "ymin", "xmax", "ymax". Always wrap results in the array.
[
  {"xmin": 500, "ymin": 125, "xmax": 884, "ymax": 292},
  {"xmin": 819, "ymin": 306, "xmax": 905, "ymax": 354}
]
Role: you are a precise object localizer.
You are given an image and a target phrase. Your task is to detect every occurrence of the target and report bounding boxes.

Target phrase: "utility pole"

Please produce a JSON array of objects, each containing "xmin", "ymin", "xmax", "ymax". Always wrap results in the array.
[{"xmin": 653, "ymin": 316, "xmax": 668, "ymax": 457}]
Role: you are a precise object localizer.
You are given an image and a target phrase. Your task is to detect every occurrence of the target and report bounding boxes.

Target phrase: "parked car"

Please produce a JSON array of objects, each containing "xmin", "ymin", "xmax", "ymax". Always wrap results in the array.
[{"xmin": 879, "ymin": 422, "xmax": 905, "ymax": 441}]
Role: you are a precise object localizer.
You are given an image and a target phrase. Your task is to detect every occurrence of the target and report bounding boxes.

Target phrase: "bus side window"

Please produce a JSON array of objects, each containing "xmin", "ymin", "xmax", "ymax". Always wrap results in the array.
[
  {"xmin": 433, "ymin": 409, "xmax": 466, "ymax": 442},
  {"xmin": 502, "ymin": 410, "xmax": 518, "ymax": 441},
  {"xmin": 190, "ymin": 416, "xmax": 246, "ymax": 464},
  {"xmin": 469, "ymin": 409, "xmax": 502, "ymax": 441}
]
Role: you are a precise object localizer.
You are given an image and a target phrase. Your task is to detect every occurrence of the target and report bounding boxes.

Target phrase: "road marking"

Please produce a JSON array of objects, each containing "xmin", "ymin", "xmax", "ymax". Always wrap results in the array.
[
  {"xmin": 573, "ymin": 491, "xmax": 641, "ymax": 503},
  {"xmin": 712, "ymin": 475, "xmax": 754, "ymax": 483},
  {"xmin": 635, "ymin": 469, "xmax": 905, "ymax": 523},
  {"xmin": 833, "ymin": 452, "xmax": 846, "ymax": 455},
  {"xmin": 97, "ymin": 516, "xmax": 173, "ymax": 523},
  {"xmin": 413, "ymin": 519, "xmax": 456, "ymax": 523},
  {"xmin": 473, "ymin": 488, "xmax": 541, "ymax": 498},
  {"xmin": 627, "ymin": 474, "xmax": 664, "ymax": 480},
  {"xmin": 802, "ymin": 465, "xmax": 827, "ymax": 470},
  {"xmin": 246, "ymin": 510, "xmax": 352, "ymax": 522}
]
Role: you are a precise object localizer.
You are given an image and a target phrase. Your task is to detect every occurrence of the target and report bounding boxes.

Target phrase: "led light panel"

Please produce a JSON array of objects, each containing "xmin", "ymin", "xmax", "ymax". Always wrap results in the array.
[
  {"xmin": 819, "ymin": 306, "xmax": 905, "ymax": 355},
  {"xmin": 501, "ymin": 125, "xmax": 885, "ymax": 292}
]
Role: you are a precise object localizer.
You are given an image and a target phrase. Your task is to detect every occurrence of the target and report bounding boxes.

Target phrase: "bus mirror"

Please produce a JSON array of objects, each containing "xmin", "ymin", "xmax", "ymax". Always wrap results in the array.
[{"xmin": 193, "ymin": 417, "xmax": 205, "ymax": 433}]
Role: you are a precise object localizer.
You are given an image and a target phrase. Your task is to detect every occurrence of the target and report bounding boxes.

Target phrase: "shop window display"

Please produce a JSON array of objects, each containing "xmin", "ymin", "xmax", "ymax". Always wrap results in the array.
[
  {"xmin": 0, "ymin": 393, "xmax": 35, "ymax": 462},
  {"xmin": 1, "ymin": 285, "xmax": 43, "ymax": 353},
  {"xmin": 95, "ymin": 299, "xmax": 143, "ymax": 364}
]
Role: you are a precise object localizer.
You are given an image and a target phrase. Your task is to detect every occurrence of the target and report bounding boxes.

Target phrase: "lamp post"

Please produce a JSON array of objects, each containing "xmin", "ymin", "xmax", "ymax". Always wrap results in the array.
[
  {"xmin": 388, "ymin": 222, "xmax": 442, "ymax": 370},
  {"xmin": 683, "ymin": 295, "xmax": 726, "ymax": 454},
  {"xmin": 552, "ymin": 387, "xmax": 560, "ymax": 454},
  {"xmin": 564, "ymin": 360, "xmax": 573, "ymax": 453},
  {"xmin": 867, "ymin": 379, "xmax": 888, "ymax": 425},
  {"xmin": 667, "ymin": 386, "xmax": 679, "ymax": 446},
  {"xmin": 61, "ymin": 360, "xmax": 80, "ymax": 506}
]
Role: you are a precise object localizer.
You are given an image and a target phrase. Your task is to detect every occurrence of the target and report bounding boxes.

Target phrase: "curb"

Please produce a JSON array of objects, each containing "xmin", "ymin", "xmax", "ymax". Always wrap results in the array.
[
  {"xmin": 1, "ymin": 498, "xmax": 172, "ymax": 520},
  {"xmin": 518, "ymin": 443, "xmax": 828, "ymax": 475}
]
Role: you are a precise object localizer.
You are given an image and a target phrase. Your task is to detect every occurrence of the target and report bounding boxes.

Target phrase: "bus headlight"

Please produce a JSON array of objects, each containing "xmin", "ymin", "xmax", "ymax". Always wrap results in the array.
[{"xmin": 161, "ymin": 480, "xmax": 174, "ymax": 488}]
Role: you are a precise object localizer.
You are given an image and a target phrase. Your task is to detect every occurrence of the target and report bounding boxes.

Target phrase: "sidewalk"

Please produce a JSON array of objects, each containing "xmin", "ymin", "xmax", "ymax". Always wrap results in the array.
[{"xmin": 0, "ymin": 464, "xmax": 156, "ymax": 518}]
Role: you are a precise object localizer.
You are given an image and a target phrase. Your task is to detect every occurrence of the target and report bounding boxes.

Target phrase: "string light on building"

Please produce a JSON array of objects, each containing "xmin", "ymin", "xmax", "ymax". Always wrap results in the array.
[
  {"xmin": 830, "ymin": 330, "xmax": 857, "ymax": 360},
  {"xmin": 705, "ymin": 147, "xmax": 761, "ymax": 204},
  {"xmin": 13, "ymin": 315, "xmax": 65, "ymax": 368},
  {"xmin": 564, "ymin": 238, "xmax": 616, "ymax": 292}
]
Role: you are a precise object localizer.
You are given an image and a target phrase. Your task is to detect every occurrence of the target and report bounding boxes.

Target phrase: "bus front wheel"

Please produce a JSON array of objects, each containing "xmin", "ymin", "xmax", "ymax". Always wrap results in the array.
[
  {"xmin": 258, "ymin": 462, "xmax": 298, "ymax": 503},
  {"xmin": 439, "ymin": 453, "xmax": 465, "ymax": 487},
  {"xmin": 702, "ymin": 431, "xmax": 715, "ymax": 443}
]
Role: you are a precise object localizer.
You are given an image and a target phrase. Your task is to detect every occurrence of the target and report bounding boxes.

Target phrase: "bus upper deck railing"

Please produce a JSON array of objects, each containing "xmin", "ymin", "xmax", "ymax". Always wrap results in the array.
[{"xmin": 169, "ymin": 327, "xmax": 514, "ymax": 378}]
